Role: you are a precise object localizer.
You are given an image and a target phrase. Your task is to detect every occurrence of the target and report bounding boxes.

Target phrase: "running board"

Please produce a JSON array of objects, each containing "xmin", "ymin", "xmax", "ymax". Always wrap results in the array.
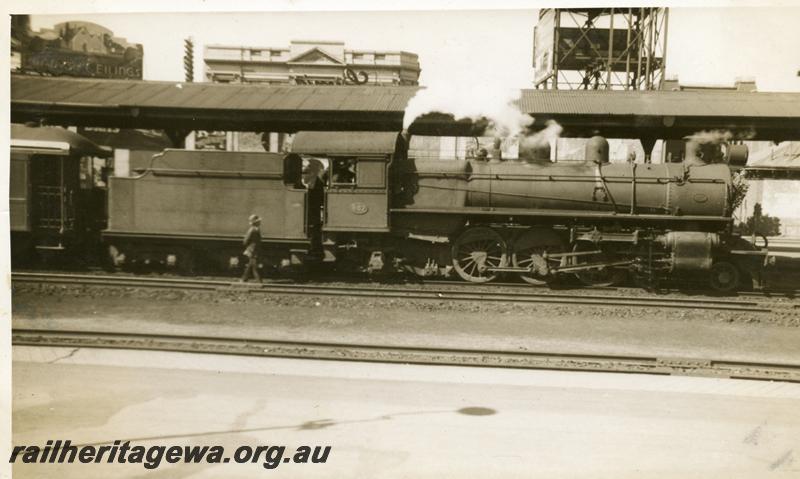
[{"xmin": 35, "ymin": 245, "xmax": 65, "ymax": 251}]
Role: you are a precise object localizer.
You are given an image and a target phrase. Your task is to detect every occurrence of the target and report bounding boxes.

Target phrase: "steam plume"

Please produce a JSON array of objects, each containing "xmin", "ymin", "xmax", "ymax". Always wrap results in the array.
[
  {"xmin": 685, "ymin": 130, "xmax": 732, "ymax": 144},
  {"xmin": 403, "ymin": 87, "xmax": 534, "ymax": 138},
  {"xmin": 519, "ymin": 120, "xmax": 563, "ymax": 150}
]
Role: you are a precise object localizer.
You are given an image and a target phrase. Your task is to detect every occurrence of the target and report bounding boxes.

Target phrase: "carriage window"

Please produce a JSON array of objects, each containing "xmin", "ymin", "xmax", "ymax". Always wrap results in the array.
[
  {"xmin": 79, "ymin": 157, "xmax": 96, "ymax": 189},
  {"xmin": 330, "ymin": 158, "xmax": 356, "ymax": 186},
  {"xmin": 92, "ymin": 157, "xmax": 112, "ymax": 188}
]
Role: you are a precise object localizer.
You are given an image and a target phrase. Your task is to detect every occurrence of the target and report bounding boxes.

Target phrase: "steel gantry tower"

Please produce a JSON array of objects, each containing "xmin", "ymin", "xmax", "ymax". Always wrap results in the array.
[{"xmin": 533, "ymin": 8, "xmax": 669, "ymax": 90}]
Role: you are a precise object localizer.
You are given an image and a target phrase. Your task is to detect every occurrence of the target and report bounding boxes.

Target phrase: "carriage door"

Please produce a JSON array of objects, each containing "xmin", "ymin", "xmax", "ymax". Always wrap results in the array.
[
  {"xmin": 30, "ymin": 154, "xmax": 77, "ymax": 243},
  {"xmin": 324, "ymin": 155, "xmax": 390, "ymax": 232}
]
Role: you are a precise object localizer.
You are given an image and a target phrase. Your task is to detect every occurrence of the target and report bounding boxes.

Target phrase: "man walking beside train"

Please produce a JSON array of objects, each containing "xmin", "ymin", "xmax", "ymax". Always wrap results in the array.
[{"xmin": 241, "ymin": 214, "xmax": 262, "ymax": 283}]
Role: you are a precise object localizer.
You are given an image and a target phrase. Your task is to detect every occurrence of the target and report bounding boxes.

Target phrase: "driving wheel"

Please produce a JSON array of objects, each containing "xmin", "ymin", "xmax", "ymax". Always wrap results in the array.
[{"xmin": 451, "ymin": 227, "xmax": 507, "ymax": 283}]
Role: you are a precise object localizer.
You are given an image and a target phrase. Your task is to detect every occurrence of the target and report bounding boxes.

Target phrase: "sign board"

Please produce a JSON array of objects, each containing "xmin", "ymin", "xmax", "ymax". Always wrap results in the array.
[
  {"xmin": 20, "ymin": 21, "xmax": 143, "ymax": 79},
  {"xmin": 292, "ymin": 68, "xmax": 369, "ymax": 85},
  {"xmin": 557, "ymin": 27, "xmax": 645, "ymax": 72},
  {"xmin": 532, "ymin": 10, "xmax": 555, "ymax": 85}
]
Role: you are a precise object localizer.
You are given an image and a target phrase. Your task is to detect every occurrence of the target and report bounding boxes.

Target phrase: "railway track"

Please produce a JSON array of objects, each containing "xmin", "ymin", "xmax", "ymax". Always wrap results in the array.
[
  {"xmin": 12, "ymin": 328, "xmax": 800, "ymax": 383},
  {"xmin": 11, "ymin": 271, "xmax": 784, "ymax": 313},
  {"xmin": 16, "ymin": 268, "xmax": 800, "ymax": 298}
]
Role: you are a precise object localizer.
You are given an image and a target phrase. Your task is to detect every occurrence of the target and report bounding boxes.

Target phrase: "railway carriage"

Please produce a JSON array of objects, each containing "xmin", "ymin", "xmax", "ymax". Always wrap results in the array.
[{"xmin": 10, "ymin": 124, "xmax": 111, "ymax": 266}]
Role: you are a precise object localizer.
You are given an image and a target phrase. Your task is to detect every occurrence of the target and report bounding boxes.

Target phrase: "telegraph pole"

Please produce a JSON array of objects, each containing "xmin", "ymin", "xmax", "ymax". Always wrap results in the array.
[
  {"xmin": 184, "ymin": 37, "xmax": 194, "ymax": 83},
  {"xmin": 183, "ymin": 37, "xmax": 195, "ymax": 149}
]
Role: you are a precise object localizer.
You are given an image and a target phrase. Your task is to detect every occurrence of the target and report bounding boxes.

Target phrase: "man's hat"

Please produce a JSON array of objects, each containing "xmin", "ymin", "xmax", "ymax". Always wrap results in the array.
[{"xmin": 249, "ymin": 214, "xmax": 261, "ymax": 224}]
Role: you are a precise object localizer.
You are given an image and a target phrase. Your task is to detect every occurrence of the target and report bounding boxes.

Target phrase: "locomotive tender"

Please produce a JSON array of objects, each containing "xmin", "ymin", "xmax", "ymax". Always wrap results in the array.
[{"xmin": 101, "ymin": 130, "xmax": 764, "ymax": 291}]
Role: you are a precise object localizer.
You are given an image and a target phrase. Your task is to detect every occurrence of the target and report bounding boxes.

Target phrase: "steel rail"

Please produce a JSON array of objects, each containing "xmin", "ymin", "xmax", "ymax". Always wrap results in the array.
[
  {"xmin": 421, "ymin": 279, "xmax": 800, "ymax": 298},
  {"xmin": 11, "ymin": 272, "xmax": 774, "ymax": 312},
  {"xmin": 15, "ymin": 270, "xmax": 800, "ymax": 297},
  {"xmin": 12, "ymin": 328, "xmax": 800, "ymax": 383}
]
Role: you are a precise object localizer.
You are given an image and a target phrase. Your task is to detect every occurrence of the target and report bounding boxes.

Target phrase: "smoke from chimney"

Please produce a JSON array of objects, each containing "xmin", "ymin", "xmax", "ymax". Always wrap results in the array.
[
  {"xmin": 685, "ymin": 128, "xmax": 756, "ymax": 145},
  {"xmin": 519, "ymin": 120, "xmax": 563, "ymax": 151},
  {"xmin": 403, "ymin": 85, "xmax": 534, "ymax": 138},
  {"xmin": 685, "ymin": 130, "xmax": 733, "ymax": 145}
]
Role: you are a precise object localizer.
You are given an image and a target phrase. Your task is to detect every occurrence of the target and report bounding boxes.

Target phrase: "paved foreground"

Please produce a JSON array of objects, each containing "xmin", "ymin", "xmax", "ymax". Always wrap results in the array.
[{"xmin": 12, "ymin": 346, "xmax": 800, "ymax": 478}]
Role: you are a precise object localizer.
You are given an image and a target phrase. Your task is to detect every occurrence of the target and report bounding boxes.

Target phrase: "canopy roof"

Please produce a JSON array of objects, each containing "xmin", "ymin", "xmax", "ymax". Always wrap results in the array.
[{"xmin": 11, "ymin": 75, "xmax": 800, "ymax": 140}]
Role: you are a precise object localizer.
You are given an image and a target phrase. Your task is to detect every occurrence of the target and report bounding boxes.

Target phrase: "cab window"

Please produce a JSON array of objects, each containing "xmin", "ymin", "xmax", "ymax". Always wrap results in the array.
[{"xmin": 329, "ymin": 157, "xmax": 356, "ymax": 186}]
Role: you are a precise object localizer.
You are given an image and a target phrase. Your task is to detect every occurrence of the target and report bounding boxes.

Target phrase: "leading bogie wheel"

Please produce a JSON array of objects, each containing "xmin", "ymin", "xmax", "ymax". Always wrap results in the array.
[
  {"xmin": 708, "ymin": 261, "xmax": 740, "ymax": 293},
  {"xmin": 451, "ymin": 227, "xmax": 507, "ymax": 283}
]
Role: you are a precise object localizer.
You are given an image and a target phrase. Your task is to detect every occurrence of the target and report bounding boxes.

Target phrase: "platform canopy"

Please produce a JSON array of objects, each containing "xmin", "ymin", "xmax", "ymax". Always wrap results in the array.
[{"xmin": 11, "ymin": 74, "xmax": 800, "ymax": 141}]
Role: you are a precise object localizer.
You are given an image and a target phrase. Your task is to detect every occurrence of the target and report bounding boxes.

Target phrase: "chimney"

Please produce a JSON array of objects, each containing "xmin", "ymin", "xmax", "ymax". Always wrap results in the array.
[{"xmin": 491, "ymin": 137, "xmax": 503, "ymax": 162}]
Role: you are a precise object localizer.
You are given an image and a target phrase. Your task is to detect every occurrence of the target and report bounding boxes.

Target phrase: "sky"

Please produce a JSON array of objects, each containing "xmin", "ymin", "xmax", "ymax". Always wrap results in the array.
[{"xmin": 21, "ymin": 4, "xmax": 800, "ymax": 93}]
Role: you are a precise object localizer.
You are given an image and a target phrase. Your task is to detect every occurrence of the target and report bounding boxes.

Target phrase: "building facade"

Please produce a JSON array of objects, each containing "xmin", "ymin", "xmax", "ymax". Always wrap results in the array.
[
  {"xmin": 12, "ymin": 19, "xmax": 144, "ymax": 79},
  {"xmin": 202, "ymin": 40, "xmax": 420, "ymax": 152},
  {"xmin": 204, "ymin": 40, "xmax": 420, "ymax": 86}
]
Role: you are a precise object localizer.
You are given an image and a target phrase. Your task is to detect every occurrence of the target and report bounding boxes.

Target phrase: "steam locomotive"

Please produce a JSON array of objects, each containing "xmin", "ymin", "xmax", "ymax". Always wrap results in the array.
[{"xmin": 11, "ymin": 125, "xmax": 766, "ymax": 291}]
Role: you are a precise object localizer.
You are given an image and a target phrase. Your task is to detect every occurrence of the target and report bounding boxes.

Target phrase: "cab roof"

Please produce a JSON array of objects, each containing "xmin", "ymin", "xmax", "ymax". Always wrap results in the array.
[{"xmin": 291, "ymin": 131, "xmax": 400, "ymax": 156}]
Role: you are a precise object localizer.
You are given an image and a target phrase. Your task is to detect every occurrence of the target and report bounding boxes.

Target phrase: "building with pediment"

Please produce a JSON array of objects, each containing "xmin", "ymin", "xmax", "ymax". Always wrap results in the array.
[
  {"xmin": 200, "ymin": 40, "xmax": 420, "ymax": 152},
  {"xmin": 204, "ymin": 40, "xmax": 420, "ymax": 86}
]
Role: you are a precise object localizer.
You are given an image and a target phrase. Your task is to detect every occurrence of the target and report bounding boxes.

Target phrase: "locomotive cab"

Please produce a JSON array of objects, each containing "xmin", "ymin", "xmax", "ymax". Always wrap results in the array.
[{"xmin": 290, "ymin": 131, "xmax": 401, "ymax": 233}]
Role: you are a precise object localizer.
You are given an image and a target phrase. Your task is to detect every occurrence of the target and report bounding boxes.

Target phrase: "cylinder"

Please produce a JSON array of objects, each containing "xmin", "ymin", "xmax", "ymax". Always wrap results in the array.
[
  {"xmin": 660, "ymin": 232, "xmax": 719, "ymax": 271},
  {"xmin": 585, "ymin": 136, "xmax": 609, "ymax": 164}
]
